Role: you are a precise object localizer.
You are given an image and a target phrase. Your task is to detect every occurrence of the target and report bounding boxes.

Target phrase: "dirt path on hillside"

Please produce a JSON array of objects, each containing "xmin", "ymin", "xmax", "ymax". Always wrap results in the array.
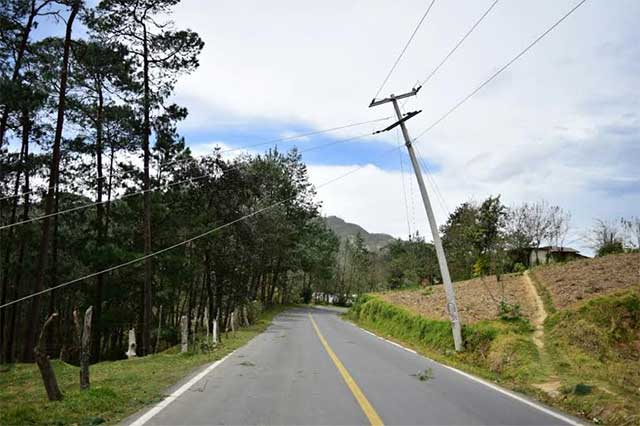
[{"xmin": 524, "ymin": 271, "xmax": 547, "ymax": 350}]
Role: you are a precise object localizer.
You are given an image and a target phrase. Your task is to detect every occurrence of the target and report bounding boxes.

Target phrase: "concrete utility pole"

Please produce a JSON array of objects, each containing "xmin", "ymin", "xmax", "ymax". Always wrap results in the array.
[{"xmin": 369, "ymin": 87, "xmax": 463, "ymax": 351}]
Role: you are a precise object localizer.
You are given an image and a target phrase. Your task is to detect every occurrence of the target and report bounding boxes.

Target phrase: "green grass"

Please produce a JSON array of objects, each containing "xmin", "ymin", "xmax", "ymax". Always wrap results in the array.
[
  {"xmin": 544, "ymin": 291, "xmax": 640, "ymax": 424},
  {"xmin": 346, "ymin": 294, "xmax": 542, "ymax": 384},
  {"xmin": 0, "ymin": 305, "xmax": 288, "ymax": 426},
  {"xmin": 348, "ymin": 291, "xmax": 640, "ymax": 426}
]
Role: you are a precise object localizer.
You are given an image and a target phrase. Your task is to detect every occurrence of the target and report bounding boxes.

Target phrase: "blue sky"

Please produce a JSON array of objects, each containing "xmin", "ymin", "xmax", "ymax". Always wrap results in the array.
[{"xmin": 23, "ymin": 0, "xmax": 640, "ymax": 254}]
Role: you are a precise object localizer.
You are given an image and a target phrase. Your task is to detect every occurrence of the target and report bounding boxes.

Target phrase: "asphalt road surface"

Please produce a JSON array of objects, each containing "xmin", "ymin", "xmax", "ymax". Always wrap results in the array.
[{"xmin": 126, "ymin": 307, "xmax": 581, "ymax": 426}]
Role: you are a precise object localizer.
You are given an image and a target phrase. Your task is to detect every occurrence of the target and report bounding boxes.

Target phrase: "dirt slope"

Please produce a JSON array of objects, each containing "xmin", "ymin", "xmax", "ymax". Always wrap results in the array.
[
  {"xmin": 377, "ymin": 274, "xmax": 536, "ymax": 323},
  {"xmin": 530, "ymin": 252, "xmax": 640, "ymax": 309}
]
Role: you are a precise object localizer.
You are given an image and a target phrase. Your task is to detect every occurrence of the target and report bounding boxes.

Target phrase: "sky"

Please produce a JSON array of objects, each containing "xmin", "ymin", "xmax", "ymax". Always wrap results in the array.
[{"xmin": 33, "ymin": 0, "xmax": 640, "ymax": 254}]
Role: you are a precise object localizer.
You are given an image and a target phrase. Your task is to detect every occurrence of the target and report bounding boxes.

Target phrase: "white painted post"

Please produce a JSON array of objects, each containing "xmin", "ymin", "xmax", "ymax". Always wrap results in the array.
[
  {"xmin": 205, "ymin": 307, "xmax": 210, "ymax": 344},
  {"xmin": 126, "ymin": 328, "xmax": 137, "ymax": 359},
  {"xmin": 242, "ymin": 306, "xmax": 250, "ymax": 327},
  {"xmin": 181, "ymin": 315, "xmax": 188, "ymax": 353},
  {"xmin": 212, "ymin": 319, "xmax": 218, "ymax": 346}
]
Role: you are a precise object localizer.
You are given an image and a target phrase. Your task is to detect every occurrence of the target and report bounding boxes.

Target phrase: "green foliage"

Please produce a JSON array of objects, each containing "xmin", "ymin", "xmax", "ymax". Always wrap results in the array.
[
  {"xmin": 597, "ymin": 241, "xmax": 625, "ymax": 257},
  {"xmin": 385, "ymin": 233, "xmax": 439, "ymax": 289},
  {"xmin": 512, "ymin": 262, "xmax": 526, "ymax": 274},
  {"xmin": 412, "ymin": 368, "xmax": 433, "ymax": 381},
  {"xmin": 498, "ymin": 301, "xmax": 521, "ymax": 321}
]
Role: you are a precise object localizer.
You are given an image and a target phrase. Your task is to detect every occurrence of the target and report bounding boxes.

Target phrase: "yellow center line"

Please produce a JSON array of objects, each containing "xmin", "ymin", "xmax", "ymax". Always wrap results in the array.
[{"xmin": 308, "ymin": 313, "xmax": 384, "ymax": 426}]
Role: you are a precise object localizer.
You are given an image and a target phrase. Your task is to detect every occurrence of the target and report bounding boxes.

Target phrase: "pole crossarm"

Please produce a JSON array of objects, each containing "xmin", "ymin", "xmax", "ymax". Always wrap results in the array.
[
  {"xmin": 373, "ymin": 110, "xmax": 422, "ymax": 135},
  {"xmin": 369, "ymin": 86, "xmax": 421, "ymax": 108}
]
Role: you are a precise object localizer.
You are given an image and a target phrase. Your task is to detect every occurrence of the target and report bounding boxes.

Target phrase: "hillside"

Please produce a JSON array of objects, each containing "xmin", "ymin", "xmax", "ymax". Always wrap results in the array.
[
  {"xmin": 323, "ymin": 215, "xmax": 395, "ymax": 251},
  {"xmin": 378, "ymin": 274, "xmax": 537, "ymax": 323},
  {"xmin": 349, "ymin": 252, "xmax": 640, "ymax": 426},
  {"xmin": 529, "ymin": 252, "xmax": 640, "ymax": 309},
  {"xmin": 377, "ymin": 252, "xmax": 640, "ymax": 322}
]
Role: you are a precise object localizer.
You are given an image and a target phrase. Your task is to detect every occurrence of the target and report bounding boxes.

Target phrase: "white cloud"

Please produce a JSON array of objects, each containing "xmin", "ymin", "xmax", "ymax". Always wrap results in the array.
[{"xmin": 166, "ymin": 0, "xmax": 639, "ymax": 253}]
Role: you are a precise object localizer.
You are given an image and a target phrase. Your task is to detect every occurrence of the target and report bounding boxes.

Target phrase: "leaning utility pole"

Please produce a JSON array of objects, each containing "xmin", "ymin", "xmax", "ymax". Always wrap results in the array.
[{"xmin": 369, "ymin": 87, "xmax": 463, "ymax": 351}]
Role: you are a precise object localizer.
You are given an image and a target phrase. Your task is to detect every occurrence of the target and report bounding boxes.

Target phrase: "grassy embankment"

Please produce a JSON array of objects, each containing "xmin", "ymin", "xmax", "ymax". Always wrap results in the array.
[
  {"xmin": 347, "ymin": 263, "xmax": 640, "ymax": 425},
  {"xmin": 0, "ymin": 305, "xmax": 288, "ymax": 425}
]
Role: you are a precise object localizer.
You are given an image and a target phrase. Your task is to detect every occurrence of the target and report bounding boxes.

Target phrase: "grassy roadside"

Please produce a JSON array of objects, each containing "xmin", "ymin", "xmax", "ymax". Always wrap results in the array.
[
  {"xmin": 346, "ymin": 292, "xmax": 640, "ymax": 426},
  {"xmin": 0, "ymin": 305, "xmax": 288, "ymax": 426}
]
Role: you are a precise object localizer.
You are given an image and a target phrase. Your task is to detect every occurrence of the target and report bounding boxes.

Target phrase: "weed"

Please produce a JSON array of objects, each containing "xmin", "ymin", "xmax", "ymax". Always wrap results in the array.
[
  {"xmin": 498, "ymin": 301, "xmax": 521, "ymax": 321},
  {"xmin": 411, "ymin": 368, "xmax": 433, "ymax": 381},
  {"xmin": 573, "ymin": 383, "xmax": 593, "ymax": 396}
]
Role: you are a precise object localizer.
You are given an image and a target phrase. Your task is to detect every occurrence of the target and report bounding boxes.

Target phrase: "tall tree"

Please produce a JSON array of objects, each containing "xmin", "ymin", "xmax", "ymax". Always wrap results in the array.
[
  {"xmin": 22, "ymin": 0, "xmax": 81, "ymax": 362},
  {"xmin": 90, "ymin": 0, "xmax": 203, "ymax": 355},
  {"xmin": 0, "ymin": 0, "xmax": 56, "ymax": 151},
  {"xmin": 67, "ymin": 39, "xmax": 135, "ymax": 361}
]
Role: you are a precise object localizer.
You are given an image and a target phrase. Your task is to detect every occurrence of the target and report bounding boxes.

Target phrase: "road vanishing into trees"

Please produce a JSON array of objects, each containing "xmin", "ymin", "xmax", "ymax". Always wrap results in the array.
[{"xmin": 125, "ymin": 307, "xmax": 581, "ymax": 426}]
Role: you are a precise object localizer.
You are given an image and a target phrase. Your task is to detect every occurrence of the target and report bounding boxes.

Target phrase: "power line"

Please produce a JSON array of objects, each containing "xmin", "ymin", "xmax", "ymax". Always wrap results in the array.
[
  {"xmin": 0, "ymin": 117, "xmax": 390, "ymax": 204},
  {"xmin": 372, "ymin": 0, "xmax": 438, "ymax": 101},
  {"xmin": 413, "ymin": 0, "xmax": 588, "ymax": 141},
  {"xmin": 419, "ymin": 0, "xmax": 499, "ymax": 88},
  {"xmin": 413, "ymin": 142, "xmax": 450, "ymax": 217},
  {"xmin": 0, "ymin": 139, "xmax": 402, "ymax": 310},
  {"xmin": 0, "ymin": 132, "xmax": 376, "ymax": 231},
  {"xmin": 396, "ymin": 129, "xmax": 412, "ymax": 237},
  {"xmin": 157, "ymin": 116, "xmax": 391, "ymax": 170}
]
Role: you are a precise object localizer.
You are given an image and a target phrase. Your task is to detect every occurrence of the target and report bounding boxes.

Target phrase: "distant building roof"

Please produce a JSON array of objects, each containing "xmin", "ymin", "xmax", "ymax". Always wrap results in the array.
[{"xmin": 532, "ymin": 246, "xmax": 580, "ymax": 253}]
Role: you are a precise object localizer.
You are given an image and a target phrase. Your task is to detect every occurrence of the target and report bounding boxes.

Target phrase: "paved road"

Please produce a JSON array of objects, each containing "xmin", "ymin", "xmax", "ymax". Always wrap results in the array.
[{"xmin": 127, "ymin": 307, "xmax": 580, "ymax": 426}]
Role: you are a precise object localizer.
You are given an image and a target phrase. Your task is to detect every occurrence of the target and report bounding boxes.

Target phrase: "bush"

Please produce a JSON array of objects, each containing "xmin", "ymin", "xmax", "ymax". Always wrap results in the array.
[
  {"xmin": 498, "ymin": 301, "xmax": 521, "ymax": 321},
  {"xmin": 597, "ymin": 241, "xmax": 625, "ymax": 257},
  {"xmin": 512, "ymin": 262, "xmax": 526, "ymax": 274}
]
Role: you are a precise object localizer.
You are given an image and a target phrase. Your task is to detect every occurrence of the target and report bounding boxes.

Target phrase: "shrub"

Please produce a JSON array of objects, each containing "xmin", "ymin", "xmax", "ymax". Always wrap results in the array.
[
  {"xmin": 597, "ymin": 241, "xmax": 624, "ymax": 257},
  {"xmin": 512, "ymin": 262, "xmax": 526, "ymax": 274},
  {"xmin": 498, "ymin": 301, "xmax": 521, "ymax": 321}
]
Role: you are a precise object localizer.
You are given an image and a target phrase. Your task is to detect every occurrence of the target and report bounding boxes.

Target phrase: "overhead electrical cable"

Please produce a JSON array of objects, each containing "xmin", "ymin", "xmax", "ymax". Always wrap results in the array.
[
  {"xmin": 0, "ymin": 140, "xmax": 406, "ymax": 310},
  {"xmin": 396, "ymin": 129, "xmax": 412, "ymax": 237},
  {"xmin": 419, "ymin": 0, "xmax": 499, "ymax": 88},
  {"xmin": 413, "ymin": 142, "xmax": 450, "ymax": 216},
  {"xmin": 372, "ymin": 0, "xmax": 438, "ymax": 101},
  {"xmin": 0, "ymin": 117, "xmax": 390, "ymax": 204},
  {"xmin": 0, "ymin": 132, "xmax": 375, "ymax": 231},
  {"xmin": 413, "ymin": 0, "xmax": 588, "ymax": 141},
  {"xmin": 157, "ymin": 116, "xmax": 391, "ymax": 170}
]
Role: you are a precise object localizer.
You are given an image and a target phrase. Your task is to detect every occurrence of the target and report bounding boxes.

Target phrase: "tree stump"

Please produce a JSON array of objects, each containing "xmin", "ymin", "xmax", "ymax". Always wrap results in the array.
[{"xmin": 34, "ymin": 313, "xmax": 63, "ymax": 401}]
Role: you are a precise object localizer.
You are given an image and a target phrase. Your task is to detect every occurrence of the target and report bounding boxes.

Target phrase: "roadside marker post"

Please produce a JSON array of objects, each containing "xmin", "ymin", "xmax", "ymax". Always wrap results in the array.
[
  {"xmin": 369, "ymin": 88, "xmax": 464, "ymax": 351},
  {"xmin": 181, "ymin": 315, "xmax": 188, "ymax": 353}
]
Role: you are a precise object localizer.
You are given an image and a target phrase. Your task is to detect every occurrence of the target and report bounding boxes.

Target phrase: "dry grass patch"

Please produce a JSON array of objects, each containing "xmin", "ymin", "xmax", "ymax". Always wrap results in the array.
[
  {"xmin": 377, "ymin": 274, "xmax": 536, "ymax": 323},
  {"xmin": 531, "ymin": 253, "xmax": 640, "ymax": 309}
]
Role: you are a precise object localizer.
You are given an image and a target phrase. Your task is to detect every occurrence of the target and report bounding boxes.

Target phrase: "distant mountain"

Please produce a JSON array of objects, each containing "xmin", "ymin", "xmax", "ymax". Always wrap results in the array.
[{"xmin": 323, "ymin": 216, "xmax": 396, "ymax": 251}]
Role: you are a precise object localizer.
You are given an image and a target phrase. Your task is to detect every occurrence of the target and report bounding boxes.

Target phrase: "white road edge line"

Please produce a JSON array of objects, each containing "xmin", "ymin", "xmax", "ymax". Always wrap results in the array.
[
  {"xmin": 349, "ymin": 322, "xmax": 583, "ymax": 426},
  {"xmin": 128, "ymin": 351, "xmax": 236, "ymax": 426}
]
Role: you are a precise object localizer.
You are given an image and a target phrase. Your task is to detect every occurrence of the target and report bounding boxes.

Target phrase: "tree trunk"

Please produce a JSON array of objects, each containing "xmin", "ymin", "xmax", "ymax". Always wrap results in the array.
[
  {"xmin": 35, "ymin": 313, "xmax": 63, "ymax": 401},
  {"xmin": 22, "ymin": 0, "xmax": 80, "ymax": 362},
  {"xmin": 0, "ymin": 120, "xmax": 27, "ymax": 362},
  {"xmin": 92, "ymin": 87, "xmax": 105, "ymax": 362},
  {"xmin": 4, "ymin": 118, "xmax": 31, "ymax": 363},
  {"xmin": 0, "ymin": 0, "xmax": 37, "ymax": 150},
  {"xmin": 141, "ymin": 22, "xmax": 153, "ymax": 357}
]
